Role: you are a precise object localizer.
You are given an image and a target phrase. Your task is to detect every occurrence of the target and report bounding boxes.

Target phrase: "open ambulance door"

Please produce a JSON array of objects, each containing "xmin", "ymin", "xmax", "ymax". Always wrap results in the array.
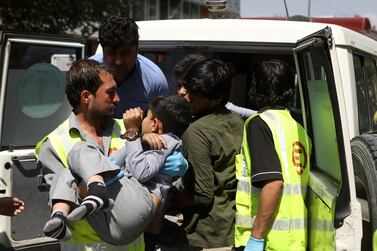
[
  {"xmin": 0, "ymin": 31, "xmax": 85, "ymax": 250},
  {"xmin": 293, "ymin": 27, "xmax": 361, "ymax": 250}
]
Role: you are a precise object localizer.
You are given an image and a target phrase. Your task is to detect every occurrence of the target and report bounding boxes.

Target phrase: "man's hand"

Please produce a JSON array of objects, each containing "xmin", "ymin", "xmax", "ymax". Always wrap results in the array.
[
  {"xmin": 0, "ymin": 197, "xmax": 25, "ymax": 216},
  {"xmin": 160, "ymin": 151, "xmax": 188, "ymax": 176},
  {"xmin": 244, "ymin": 236, "xmax": 264, "ymax": 251},
  {"xmin": 123, "ymin": 107, "xmax": 143, "ymax": 129},
  {"xmin": 142, "ymin": 133, "xmax": 166, "ymax": 150}
]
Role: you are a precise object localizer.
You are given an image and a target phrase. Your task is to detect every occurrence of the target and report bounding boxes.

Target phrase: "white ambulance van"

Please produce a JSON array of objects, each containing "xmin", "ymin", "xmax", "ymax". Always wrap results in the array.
[
  {"xmin": 132, "ymin": 19, "xmax": 377, "ymax": 251},
  {"xmin": 1, "ymin": 19, "xmax": 377, "ymax": 250}
]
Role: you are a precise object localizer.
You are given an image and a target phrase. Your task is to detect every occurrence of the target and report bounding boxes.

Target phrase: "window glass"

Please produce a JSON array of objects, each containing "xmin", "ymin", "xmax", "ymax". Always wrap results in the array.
[
  {"xmin": 17, "ymin": 63, "xmax": 65, "ymax": 118},
  {"xmin": 365, "ymin": 57, "xmax": 377, "ymax": 131},
  {"xmin": 139, "ymin": 48, "xmax": 297, "ymax": 116},
  {"xmin": 169, "ymin": 0, "xmax": 181, "ymax": 19},
  {"xmin": 160, "ymin": 0, "xmax": 168, "ymax": 19},
  {"xmin": 190, "ymin": 3, "xmax": 200, "ymax": 18},
  {"xmin": 148, "ymin": 0, "xmax": 158, "ymax": 20},
  {"xmin": 2, "ymin": 42, "xmax": 83, "ymax": 148},
  {"xmin": 353, "ymin": 55, "xmax": 369, "ymax": 133},
  {"xmin": 132, "ymin": 0, "xmax": 145, "ymax": 20},
  {"xmin": 302, "ymin": 51, "xmax": 341, "ymax": 181},
  {"xmin": 183, "ymin": 1, "xmax": 191, "ymax": 19}
]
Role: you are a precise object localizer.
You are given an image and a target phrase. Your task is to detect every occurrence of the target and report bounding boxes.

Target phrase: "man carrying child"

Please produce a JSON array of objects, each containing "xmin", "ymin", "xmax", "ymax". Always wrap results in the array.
[{"xmin": 37, "ymin": 59, "xmax": 191, "ymax": 248}]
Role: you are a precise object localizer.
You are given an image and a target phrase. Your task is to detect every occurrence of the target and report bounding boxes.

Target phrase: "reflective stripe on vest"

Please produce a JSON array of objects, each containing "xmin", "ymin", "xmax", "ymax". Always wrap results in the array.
[
  {"xmin": 235, "ymin": 109, "xmax": 311, "ymax": 250},
  {"xmin": 236, "ymin": 215, "xmax": 307, "ymax": 231},
  {"xmin": 45, "ymin": 119, "xmax": 124, "ymax": 168},
  {"xmin": 36, "ymin": 118, "xmax": 142, "ymax": 250},
  {"xmin": 263, "ymin": 111, "xmax": 290, "ymax": 182}
]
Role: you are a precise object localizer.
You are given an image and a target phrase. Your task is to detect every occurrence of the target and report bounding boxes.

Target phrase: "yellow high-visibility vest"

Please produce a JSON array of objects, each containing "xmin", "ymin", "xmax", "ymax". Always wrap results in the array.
[
  {"xmin": 36, "ymin": 118, "xmax": 144, "ymax": 250},
  {"xmin": 235, "ymin": 109, "xmax": 311, "ymax": 250}
]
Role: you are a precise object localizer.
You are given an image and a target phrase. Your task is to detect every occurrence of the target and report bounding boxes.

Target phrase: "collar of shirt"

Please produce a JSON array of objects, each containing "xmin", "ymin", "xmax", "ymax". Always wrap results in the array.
[
  {"xmin": 94, "ymin": 52, "xmax": 140, "ymax": 87},
  {"xmin": 194, "ymin": 104, "xmax": 229, "ymax": 119},
  {"xmin": 67, "ymin": 112, "xmax": 115, "ymax": 156},
  {"xmin": 258, "ymin": 106, "xmax": 287, "ymax": 113},
  {"xmin": 118, "ymin": 59, "xmax": 139, "ymax": 87}
]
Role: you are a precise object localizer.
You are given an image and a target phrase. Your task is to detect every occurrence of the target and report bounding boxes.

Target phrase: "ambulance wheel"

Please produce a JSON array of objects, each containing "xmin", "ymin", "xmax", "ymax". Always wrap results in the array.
[{"xmin": 351, "ymin": 134, "xmax": 377, "ymax": 251}]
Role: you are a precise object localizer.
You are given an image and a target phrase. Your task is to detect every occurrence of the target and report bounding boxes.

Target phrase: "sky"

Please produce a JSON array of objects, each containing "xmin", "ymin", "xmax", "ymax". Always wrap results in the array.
[{"xmin": 240, "ymin": 0, "xmax": 377, "ymax": 29}]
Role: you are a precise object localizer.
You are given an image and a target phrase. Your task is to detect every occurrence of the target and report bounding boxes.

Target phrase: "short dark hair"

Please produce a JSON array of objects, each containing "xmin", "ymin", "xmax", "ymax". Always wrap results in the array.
[
  {"xmin": 66, "ymin": 59, "xmax": 112, "ymax": 109},
  {"xmin": 249, "ymin": 59, "xmax": 294, "ymax": 109},
  {"xmin": 174, "ymin": 54, "xmax": 206, "ymax": 80},
  {"xmin": 183, "ymin": 58, "xmax": 231, "ymax": 106},
  {"xmin": 99, "ymin": 16, "xmax": 139, "ymax": 49},
  {"xmin": 149, "ymin": 95, "xmax": 192, "ymax": 137}
]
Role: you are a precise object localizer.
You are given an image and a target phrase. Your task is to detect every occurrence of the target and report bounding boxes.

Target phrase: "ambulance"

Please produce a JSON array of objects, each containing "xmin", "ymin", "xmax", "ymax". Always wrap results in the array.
[{"xmin": 1, "ymin": 18, "xmax": 377, "ymax": 250}]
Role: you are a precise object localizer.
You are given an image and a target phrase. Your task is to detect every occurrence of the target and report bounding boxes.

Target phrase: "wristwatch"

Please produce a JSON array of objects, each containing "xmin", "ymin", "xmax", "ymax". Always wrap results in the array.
[{"xmin": 121, "ymin": 128, "xmax": 140, "ymax": 141}]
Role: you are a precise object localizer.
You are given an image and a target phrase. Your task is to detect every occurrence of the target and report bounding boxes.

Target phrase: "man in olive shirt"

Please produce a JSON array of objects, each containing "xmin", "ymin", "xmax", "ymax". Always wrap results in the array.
[{"xmin": 176, "ymin": 58, "xmax": 243, "ymax": 249}]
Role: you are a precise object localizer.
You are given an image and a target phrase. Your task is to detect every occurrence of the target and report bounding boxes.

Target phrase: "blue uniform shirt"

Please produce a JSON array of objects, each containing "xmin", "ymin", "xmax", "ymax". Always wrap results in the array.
[{"xmin": 90, "ymin": 53, "xmax": 169, "ymax": 118}]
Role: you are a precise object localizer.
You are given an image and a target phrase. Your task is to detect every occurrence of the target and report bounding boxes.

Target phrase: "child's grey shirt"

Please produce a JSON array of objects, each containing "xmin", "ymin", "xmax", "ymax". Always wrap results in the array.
[{"xmin": 110, "ymin": 133, "xmax": 186, "ymax": 209}]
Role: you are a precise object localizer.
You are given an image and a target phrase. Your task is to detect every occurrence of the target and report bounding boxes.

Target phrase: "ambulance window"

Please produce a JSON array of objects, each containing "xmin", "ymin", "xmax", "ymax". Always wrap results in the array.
[
  {"xmin": 302, "ymin": 51, "xmax": 341, "ymax": 181},
  {"xmin": 365, "ymin": 57, "xmax": 377, "ymax": 132},
  {"xmin": 169, "ymin": 0, "xmax": 180, "ymax": 19},
  {"xmin": 2, "ymin": 41, "xmax": 83, "ymax": 149},
  {"xmin": 353, "ymin": 54, "xmax": 377, "ymax": 133},
  {"xmin": 353, "ymin": 55, "xmax": 369, "ymax": 133},
  {"xmin": 141, "ymin": 50, "xmax": 254, "ymax": 109}
]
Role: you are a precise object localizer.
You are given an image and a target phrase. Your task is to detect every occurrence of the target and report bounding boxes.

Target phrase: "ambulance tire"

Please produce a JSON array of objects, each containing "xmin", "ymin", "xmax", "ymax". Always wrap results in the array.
[{"xmin": 351, "ymin": 134, "xmax": 377, "ymax": 251}]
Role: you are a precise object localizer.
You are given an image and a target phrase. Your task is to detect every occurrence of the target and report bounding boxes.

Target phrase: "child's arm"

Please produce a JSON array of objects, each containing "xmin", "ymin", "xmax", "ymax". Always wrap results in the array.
[
  {"xmin": 121, "ymin": 107, "xmax": 167, "ymax": 182},
  {"xmin": 124, "ymin": 138, "xmax": 167, "ymax": 183},
  {"xmin": 125, "ymin": 135, "xmax": 187, "ymax": 182},
  {"xmin": 141, "ymin": 133, "xmax": 167, "ymax": 150}
]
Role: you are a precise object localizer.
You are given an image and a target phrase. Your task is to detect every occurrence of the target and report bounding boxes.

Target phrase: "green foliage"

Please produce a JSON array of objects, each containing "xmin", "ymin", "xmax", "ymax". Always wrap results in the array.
[{"xmin": 0, "ymin": 0, "xmax": 133, "ymax": 37}]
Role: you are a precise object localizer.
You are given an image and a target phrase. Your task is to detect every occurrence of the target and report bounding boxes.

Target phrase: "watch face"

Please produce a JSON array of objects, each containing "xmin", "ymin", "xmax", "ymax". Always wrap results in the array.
[
  {"xmin": 127, "ymin": 130, "xmax": 136, "ymax": 138},
  {"xmin": 123, "ymin": 129, "xmax": 139, "ymax": 141}
]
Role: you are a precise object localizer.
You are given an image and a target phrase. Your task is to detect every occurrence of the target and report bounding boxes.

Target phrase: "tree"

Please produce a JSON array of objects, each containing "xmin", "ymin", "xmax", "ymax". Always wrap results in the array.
[{"xmin": 0, "ymin": 0, "xmax": 133, "ymax": 37}]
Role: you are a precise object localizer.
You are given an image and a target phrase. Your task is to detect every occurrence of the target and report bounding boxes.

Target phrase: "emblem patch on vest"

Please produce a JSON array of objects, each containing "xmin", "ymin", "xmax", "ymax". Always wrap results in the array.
[{"xmin": 292, "ymin": 141, "xmax": 308, "ymax": 176}]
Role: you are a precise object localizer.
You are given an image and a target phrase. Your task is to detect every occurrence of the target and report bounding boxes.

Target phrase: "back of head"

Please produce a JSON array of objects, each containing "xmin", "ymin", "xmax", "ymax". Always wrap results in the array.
[
  {"xmin": 99, "ymin": 16, "xmax": 139, "ymax": 49},
  {"xmin": 174, "ymin": 54, "xmax": 207, "ymax": 80},
  {"xmin": 249, "ymin": 59, "xmax": 294, "ymax": 110},
  {"xmin": 66, "ymin": 59, "xmax": 111, "ymax": 109},
  {"xmin": 183, "ymin": 58, "xmax": 231, "ymax": 106},
  {"xmin": 149, "ymin": 95, "xmax": 192, "ymax": 137},
  {"xmin": 220, "ymin": 53, "xmax": 250, "ymax": 75}
]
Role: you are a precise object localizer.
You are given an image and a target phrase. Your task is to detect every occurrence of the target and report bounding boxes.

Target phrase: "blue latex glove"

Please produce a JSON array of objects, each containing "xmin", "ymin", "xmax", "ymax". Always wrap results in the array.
[
  {"xmin": 160, "ymin": 151, "xmax": 188, "ymax": 176},
  {"xmin": 244, "ymin": 236, "xmax": 264, "ymax": 251}
]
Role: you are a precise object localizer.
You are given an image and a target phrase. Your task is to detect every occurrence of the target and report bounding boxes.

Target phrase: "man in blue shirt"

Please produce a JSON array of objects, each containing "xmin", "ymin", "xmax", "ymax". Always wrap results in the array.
[{"xmin": 90, "ymin": 16, "xmax": 168, "ymax": 118}]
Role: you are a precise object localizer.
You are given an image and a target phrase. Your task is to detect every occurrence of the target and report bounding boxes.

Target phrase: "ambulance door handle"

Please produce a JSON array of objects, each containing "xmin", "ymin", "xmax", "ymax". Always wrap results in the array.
[{"xmin": 11, "ymin": 155, "xmax": 37, "ymax": 162}]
